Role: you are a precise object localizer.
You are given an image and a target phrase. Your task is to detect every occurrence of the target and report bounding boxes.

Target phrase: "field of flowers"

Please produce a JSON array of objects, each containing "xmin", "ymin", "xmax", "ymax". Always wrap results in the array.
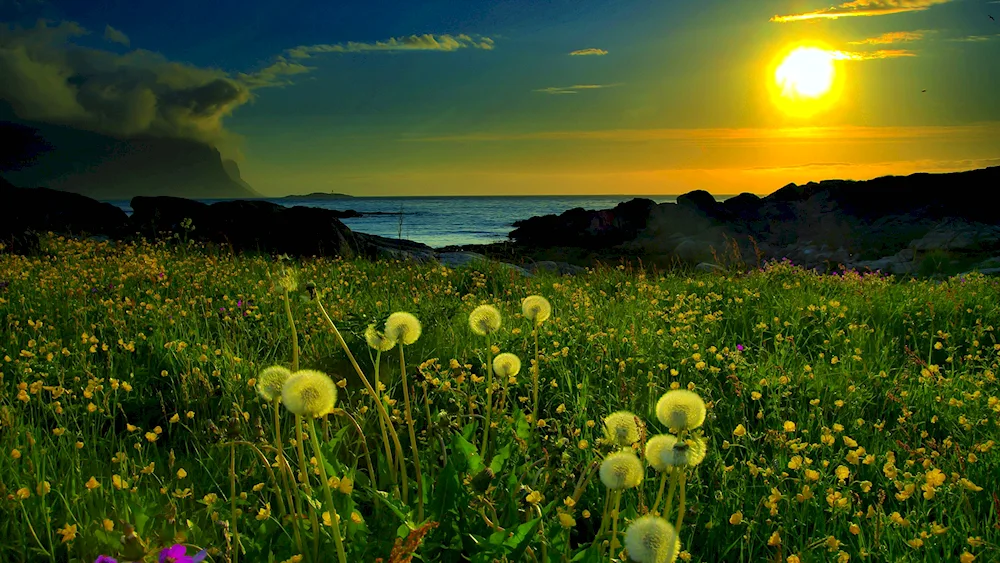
[{"xmin": 1, "ymin": 235, "xmax": 998, "ymax": 563}]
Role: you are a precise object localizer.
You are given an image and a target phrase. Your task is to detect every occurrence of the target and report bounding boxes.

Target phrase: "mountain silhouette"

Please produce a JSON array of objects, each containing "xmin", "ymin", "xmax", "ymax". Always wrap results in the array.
[{"xmin": 0, "ymin": 114, "xmax": 259, "ymax": 200}]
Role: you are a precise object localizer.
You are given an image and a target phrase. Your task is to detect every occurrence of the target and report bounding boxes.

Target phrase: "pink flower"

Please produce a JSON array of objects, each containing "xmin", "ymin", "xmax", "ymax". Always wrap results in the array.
[{"xmin": 159, "ymin": 544, "xmax": 207, "ymax": 563}]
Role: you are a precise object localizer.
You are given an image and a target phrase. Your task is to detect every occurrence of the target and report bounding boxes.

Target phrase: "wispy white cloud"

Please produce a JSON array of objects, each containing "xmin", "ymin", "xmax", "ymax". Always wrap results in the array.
[
  {"xmin": 569, "ymin": 48, "xmax": 608, "ymax": 56},
  {"xmin": 848, "ymin": 30, "xmax": 926, "ymax": 44},
  {"xmin": 772, "ymin": 0, "xmax": 956, "ymax": 22},
  {"xmin": 236, "ymin": 58, "xmax": 314, "ymax": 89},
  {"xmin": 103, "ymin": 24, "xmax": 129, "ymax": 47},
  {"xmin": 533, "ymin": 84, "xmax": 618, "ymax": 95},
  {"xmin": 285, "ymin": 34, "xmax": 494, "ymax": 58}
]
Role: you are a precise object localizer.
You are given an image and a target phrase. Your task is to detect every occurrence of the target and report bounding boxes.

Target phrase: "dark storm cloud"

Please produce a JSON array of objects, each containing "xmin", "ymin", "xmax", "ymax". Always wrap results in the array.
[{"xmin": 0, "ymin": 20, "xmax": 270, "ymax": 151}]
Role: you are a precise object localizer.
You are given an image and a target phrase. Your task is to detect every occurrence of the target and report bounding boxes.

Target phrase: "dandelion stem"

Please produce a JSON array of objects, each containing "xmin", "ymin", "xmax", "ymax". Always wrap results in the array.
[
  {"xmin": 652, "ymin": 472, "xmax": 668, "ymax": 516},
  {"xmin": 272, "ymin": 399, "xmax": 303, "ymax": 552},
  {"xmin": 373, "ymin": 351, "xmax": 397, "ymax": 488},
  {"xmin": 307, "ymin": 418, "xmax": 348, "ymax": 563},
  {"xmin": 532, "ymin": 324, "xmax": 540, "ymax": 424},
  {"xmin": 315, "ymin": 296, "xmax": 407, "ymax": 502},
  {"xmin": 597, "ymin": 488, "xmax": 612, "ymax": 538},
  {"xmin": 230, "ymin": 442, "xmax": 240, "ymax": 563},
  {"xmin": 283, "ymin": 288, "xmax": 299, "ymax": 372},
  {"xmin": 609, "ymin": 489, "xmax": 623, "ymax": 561},
  {"xmin": 663, "ymin": 468, "xmax": 679, "ymax": 522},
  {"xmin": 399, "ymin": 344, "xmax": 426, "ymax": 522},
  {"xmin": 482, "ymin": 335, "xmax": 494, "ymax": 460},
  {"xmin": 674, "ymin": 470, "xmax": 687, "ymax": 535},
  {"xmin": 293, "ymin": 415, "xmax": 321, "ymax": 562}
]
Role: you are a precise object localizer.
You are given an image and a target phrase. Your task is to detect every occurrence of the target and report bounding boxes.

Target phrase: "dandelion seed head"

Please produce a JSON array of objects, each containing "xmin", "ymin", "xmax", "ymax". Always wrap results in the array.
[
  {"xmin": 603, "ymin": 410, "xmax": 642, "ymax": 447},
  {"xmin": 365, "ymin": 324, "xmax": 397, "ymax": 352},
  {"xmin": 385, "ymin": 312, "xmax": 422, "ymax": 345},
  {"xmin": 599, "ymin": 450, "xmax": 644, "ymax": 490},
  {"xmin": 469, "ymin": 304, "xmax": 502, "ymax": 336},
  {"xmin": 655, "ymin": 390, "xmax": 706, "ymax": 432},
  {"xmin": 281, "ymin": 369, "xmax": 337, "ymax": 418},
  {"xmin": 521, "ymin": 295, "xmax": 552, "ymax": 324},
  {"xmin": 660, "ymin": 436, "xmax": 708, "ymax": 468},
  {"xmin": 644, "ymin": 434, "xmax": 679, "ymax": 473},
  {"xmin": 256, "ymin": 365, "xmax": 292, "ymax": 402},
  {"xmin": 624, "ymin": 515, "xmax": 681, "ymax": 563},
  {"xmin": 493, "ymin": 353, "xmax": 521, "ymax": 378}
]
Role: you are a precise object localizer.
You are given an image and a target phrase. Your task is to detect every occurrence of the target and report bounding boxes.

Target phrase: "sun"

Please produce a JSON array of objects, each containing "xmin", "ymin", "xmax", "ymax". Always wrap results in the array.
[
  {"xmin": 766, "ymin": 42, "xmax": 845, "ymax": 118},
  {"xmin": 776, "ymin": 47, "xmax": 834, "ymax": 98}
]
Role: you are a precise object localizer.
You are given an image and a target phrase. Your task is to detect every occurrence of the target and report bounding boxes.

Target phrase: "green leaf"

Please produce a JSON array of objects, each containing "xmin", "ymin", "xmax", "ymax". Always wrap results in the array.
[
  {"xmin": 489, "ymin": 443, "xmax": 511, "ymax": 474},
  {"xmin": 514, "ymin": 409, "xmax": 532, "ymax": 441},
  {"xmin": 451, "ymin": 433, "xmax": 484, "ymax": 475},
  {"xmin": 429, "ymin": 459, "xmax": 465, "ymax": 521},
  {"xmin": 504, "ymin": 517, "xmax": 541, "ymax": 560}
]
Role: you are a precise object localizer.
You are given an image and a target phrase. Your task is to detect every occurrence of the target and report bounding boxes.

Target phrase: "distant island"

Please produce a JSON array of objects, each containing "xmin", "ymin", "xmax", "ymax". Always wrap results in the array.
[{"xmin": 279, "ymin": 192, "xmax": 356, "ymax": 200}]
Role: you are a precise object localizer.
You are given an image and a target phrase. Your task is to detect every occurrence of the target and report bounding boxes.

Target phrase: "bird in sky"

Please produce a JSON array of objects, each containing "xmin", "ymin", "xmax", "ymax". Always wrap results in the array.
[{"xmin": 990, "ymin": 14, "xmax": 995, "ymax": 21}]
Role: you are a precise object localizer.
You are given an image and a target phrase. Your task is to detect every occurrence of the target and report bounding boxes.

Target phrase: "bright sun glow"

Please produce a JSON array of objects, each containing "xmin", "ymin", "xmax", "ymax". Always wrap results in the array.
[
  {"xmin": 767, "ymin": 42, "xmax": 845, "ymax": 119},
  {"xmin": 776, "ymin": 47, "xmax": 834, "ymax": 98}
]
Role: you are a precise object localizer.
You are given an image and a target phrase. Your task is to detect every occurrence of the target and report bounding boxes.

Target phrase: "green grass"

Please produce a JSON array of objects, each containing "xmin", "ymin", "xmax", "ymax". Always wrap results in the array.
[{"xmin": 1, "ymin": 235, "xmax": 998, "ymax": 563}]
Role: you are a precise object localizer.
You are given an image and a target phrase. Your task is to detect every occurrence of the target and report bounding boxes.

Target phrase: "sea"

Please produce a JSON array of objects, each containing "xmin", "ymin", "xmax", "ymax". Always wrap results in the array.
[{"xmin": 106, "ymin": 195, "xmax": 735, "ymax": 249}]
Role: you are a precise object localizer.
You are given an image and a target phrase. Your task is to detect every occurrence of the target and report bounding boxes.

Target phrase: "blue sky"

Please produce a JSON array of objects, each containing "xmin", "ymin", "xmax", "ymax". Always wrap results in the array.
[{"xmin": 1, "ymin": 0, "xmax": 999, "ymax": 195}]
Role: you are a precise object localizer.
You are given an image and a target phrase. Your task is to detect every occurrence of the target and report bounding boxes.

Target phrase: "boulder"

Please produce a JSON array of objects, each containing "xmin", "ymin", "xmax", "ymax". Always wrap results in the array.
[
  {"xmin": 130, "ymin": 196, "xmax": 211, "ymax": 236},
  {"xmin": 673, "ymin": 238, "xmax": 718, "ymax": 264},
  {"xmin": 909, "ymin": 218, "xmax": 1000, "ymax": 254},
  {"xmin": 1, "ymin": 180, "xmax": 129, "ymax": 252},
  {"xmin": 509, "ymin": 198, "xmax": 656, "ymax": 248}
]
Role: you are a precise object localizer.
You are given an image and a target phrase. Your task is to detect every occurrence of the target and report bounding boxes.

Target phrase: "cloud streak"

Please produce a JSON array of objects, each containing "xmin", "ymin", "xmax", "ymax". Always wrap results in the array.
[
  {"xmin": 533, "ymin": 84, "xmax": 618, "ymax": 95},
  {"xmin": 569, "ymin": 48, "xmax": 608, "ymax": 56},
  {"xmin": 771, "ymin": 0, "xmax": 955, "ymax": 22},
  {"xmin": 285, "ymin": 34, "xmax": 494, "ymax": 58},
  {"xmin": 848, "ymin": 30, "xmax": 925, "ymax": 44},
  {"xmin": 103, "ymin": 24, "xmax": 129, "ymax": 47},
  {"xmin": 832, "ymin": 48, "xmax": 917, "ymax": 59},
  {"xmin": 947, "ymin": 33, "xmax": 1000, "ymax": 42}
]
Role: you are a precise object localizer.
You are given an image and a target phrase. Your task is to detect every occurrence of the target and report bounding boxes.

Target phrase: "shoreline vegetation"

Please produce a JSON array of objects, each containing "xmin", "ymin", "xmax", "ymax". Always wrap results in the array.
[{"xmin": 0, "ymin": 234, "xmax": 997, "ymax": 562}]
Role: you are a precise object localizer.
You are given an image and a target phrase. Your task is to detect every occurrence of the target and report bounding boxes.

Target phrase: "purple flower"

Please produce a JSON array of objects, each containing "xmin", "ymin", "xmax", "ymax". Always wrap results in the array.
[
  {"xmin": 736, "ymin": 344, "xmax": 745, "ymax": 352},
  {"xmin": 94, "ymin": 556, "xmax": 118, "ymax": 563},
  {"xmin": 219, "ymin": 307, "xmax": 226, "ymax": 313},
  {"xmin": 236, "ymin": 300, "xmax": 243, "ymax": 308},
  {"xmin": 159, "ymin": 544, "xmax": 207, "ymax": 563}
]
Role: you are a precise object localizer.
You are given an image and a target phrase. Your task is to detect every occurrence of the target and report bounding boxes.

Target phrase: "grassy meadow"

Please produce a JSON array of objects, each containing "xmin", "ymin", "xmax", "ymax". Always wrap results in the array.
[{"xmin": 1, "ymin": 235, "xmax": 999, "ymax": 563}]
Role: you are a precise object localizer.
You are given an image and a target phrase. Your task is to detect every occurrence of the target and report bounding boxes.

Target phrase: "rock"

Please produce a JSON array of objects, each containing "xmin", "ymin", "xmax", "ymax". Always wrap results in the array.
[
  {"xmin": 909, "ymin": 218, "xmax": 1000, "ymax": 253},
  {"xmin": 1, "ymin": 180, "xmax": 130, "ymax": 252},
  {"xmin": 673, "ymin": 238, "xmax": 718, "ymax": 264},
  {"xmin": 509, "ymin": 198, "xmax": 656, "ymax": 248},
  {"xmin": 130, "ymin": 196, "xmax": 211, "ymax": 236}
]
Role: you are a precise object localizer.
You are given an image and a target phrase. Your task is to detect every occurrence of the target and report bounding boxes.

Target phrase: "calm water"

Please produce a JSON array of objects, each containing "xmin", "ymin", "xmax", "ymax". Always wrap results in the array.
[{"xmin": 107, "ymin": 195, "xmax": 735, "ymax": 248}]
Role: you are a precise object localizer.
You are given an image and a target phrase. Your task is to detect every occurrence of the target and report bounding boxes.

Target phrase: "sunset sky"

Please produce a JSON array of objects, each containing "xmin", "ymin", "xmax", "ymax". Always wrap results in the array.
[{"xmin": 2, "ymin": 0, "xmax": 999, "ymax": 196}]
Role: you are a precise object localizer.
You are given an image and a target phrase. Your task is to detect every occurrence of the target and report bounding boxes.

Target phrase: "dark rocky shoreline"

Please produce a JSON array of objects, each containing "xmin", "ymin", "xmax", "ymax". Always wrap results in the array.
[{"xmin": 4, "ymin": 166, "xmax": 1000, "ymax": 278}]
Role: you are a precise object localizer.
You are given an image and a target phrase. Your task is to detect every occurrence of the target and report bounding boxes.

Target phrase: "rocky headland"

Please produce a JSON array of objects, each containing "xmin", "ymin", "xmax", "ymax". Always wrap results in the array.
[{"xmin": 4, "ymin": 166, "xmax": 1000, "ymax": 277}]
